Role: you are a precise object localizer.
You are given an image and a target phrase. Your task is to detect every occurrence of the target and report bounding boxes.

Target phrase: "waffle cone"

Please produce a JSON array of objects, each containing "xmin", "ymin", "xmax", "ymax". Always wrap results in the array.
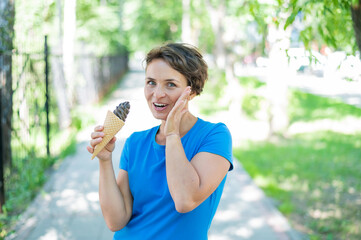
[{"xmin": 91, "ymin": 110, "xmax": 125, "ymax": 160}]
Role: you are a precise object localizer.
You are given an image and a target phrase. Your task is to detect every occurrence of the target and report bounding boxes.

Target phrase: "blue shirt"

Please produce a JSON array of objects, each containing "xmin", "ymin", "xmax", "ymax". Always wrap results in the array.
[{"xmin": 114, "ymin": 118, "xmax": 233, "ymax": 240}]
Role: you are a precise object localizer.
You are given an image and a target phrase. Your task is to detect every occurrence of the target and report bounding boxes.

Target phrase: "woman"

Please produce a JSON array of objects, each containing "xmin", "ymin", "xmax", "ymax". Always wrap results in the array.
[{"xmin": 87, "ymin": 43, "xmax": 233, "ymax": 240}]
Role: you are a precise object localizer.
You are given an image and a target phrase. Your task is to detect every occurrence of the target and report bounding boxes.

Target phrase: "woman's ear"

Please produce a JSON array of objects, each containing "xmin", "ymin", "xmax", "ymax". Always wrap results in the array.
[{"xmin": 188, "ymin": 91, "xmax": 197, "ymax": 101}]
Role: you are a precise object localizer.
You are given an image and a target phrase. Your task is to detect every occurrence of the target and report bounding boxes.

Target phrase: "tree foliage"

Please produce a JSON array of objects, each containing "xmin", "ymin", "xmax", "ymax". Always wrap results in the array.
[
  {"xmin": 284, "ymin": 0, "xmax": 359, "ymax": 53},
  {"xmin": 77, "ymin": 0, "xmax": 128, "ymax": 55},
  {"xmin": 247, "ymin": 0, "xmax": 361, "ymax": 54},
  {"xmin": 10, "ymin": 0, "xmax": 361, "ymax": 57},
  {"xmin": 13, "ymin": 0, "xmax": 129, "ymax": 55},
  {"xmin": 122, "ymin": 0, "xmax": 183, "ymax": 53}
]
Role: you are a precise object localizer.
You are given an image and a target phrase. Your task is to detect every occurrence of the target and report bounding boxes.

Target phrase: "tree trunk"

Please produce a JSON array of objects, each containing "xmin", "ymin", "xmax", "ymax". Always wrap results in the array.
[
  {"xmin": 266, "ymin": 23, "xmax": 291, "ymax": 138},
  {"xmin": 51, "ymin": 57, "xmax": 72, "ymax": 129},
  {"xmin": 63, "ymin": 0, "xmax": 76, "ymax": 106},
  {"xmin": 205, "ymin": 0, "xmax": 245, "ymax": 143},
  {"xmin": 0, "ymin": 0, "xmax": 15, "ymax": 168},
  {"xmin": 351, "ymin": 2, "xmax": 361, "ymax": 55},
  {"xmin": 119, "ymin": 0, "xmax": 124, "ymax": 33},
  {"xmin": 56, "ymin": 0, "xmax": 63, "ymax": 42},
  {"xmin": 182, "ymin": 0, "xmax": 192, "ymax": 44},
  {"xmin": 205, "ymin": 0, "xmax": 226, "ymax": 69},
  {"xmin": 54, "ymin": 0, "xmax": 71, "ymax": 129}
]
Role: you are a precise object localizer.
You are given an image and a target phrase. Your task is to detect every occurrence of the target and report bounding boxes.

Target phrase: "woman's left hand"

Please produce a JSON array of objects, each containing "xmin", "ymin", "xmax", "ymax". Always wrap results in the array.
[{"xmin": 164, "ymin": 86, "xmax": 191, "ymax": 137}]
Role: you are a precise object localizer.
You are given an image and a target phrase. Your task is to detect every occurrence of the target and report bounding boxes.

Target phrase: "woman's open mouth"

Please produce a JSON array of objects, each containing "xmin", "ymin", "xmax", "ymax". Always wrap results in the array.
[{"xmin": 153, "ymin": 103, "xmax": 168, "ymax": 111}]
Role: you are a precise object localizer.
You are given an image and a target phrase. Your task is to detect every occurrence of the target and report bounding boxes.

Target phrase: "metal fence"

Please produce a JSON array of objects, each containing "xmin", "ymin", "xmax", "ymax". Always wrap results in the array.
[
  {"xmin": 11, "ymin": 38, "xmax": 51, "ymax": 163},
  {"xmin": 0, "ymin": 36, "xmax": 128, "ymax": 209}
]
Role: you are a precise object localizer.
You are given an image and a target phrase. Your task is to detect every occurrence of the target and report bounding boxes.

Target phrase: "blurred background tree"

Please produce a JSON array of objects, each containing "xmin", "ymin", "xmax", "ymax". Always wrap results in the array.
[
  {"xmin": 0, "ymin": 0, "xmax": 15, "ymax": 170},
  {"xmin": 77, "ymin": 0, "xmax": 128, "ymax": 55},
  {"xmin": 242, "ymin": 0, "xmax": 361, "ymax": 137},
  {"xmin": 0, "ymin": 0, "xmax": 15, "ymax": 213},
  {"xmin": 122, "ymin": 0, "xmax": 183, "ymax": 52},
  {"xmin": 283, "ymin": 0, "xmax": 361, "ymax": 54},
  {"xmin": 3, "ymin": 0, "xmax": 360, "ymax": 159},
  {"xmin": 3, "ymin": 0, "xmax": 360, "ymax": 163},
  {"xmin": 247, "ymin": 0, "xmax": 361, "ymax": 54},
  {"xmin": 10, "ymin": 0, "xmax": 361, "ymax": 71}
]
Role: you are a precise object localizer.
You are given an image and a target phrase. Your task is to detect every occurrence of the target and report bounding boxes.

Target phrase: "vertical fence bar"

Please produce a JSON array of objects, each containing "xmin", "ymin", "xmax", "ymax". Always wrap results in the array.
[
  {"xmin": 45, "ymin": 36, "xmax": 50, "ymax": 157},
  {"xmin": 0, "ymin": 85, "xmax": 5, "ymax": 212}
]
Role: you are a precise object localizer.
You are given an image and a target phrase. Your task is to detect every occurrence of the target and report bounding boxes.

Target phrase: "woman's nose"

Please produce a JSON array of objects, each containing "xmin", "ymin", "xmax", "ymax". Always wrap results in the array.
[{"xmin": 154, "ymin": 86, "xmax": 166, "ymax": 98}]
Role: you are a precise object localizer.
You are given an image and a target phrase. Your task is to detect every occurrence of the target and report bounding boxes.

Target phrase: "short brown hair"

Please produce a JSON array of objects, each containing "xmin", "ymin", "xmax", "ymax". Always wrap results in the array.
[{"xmin": 145, "ymin": 43, "xmax": 208, "ymax": 96}]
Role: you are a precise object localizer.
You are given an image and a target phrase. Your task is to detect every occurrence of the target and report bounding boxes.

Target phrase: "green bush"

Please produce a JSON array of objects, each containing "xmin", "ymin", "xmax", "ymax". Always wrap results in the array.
[
  {"xmin": 241, "ymin": 94, "xmax": 265, "ymax": 119},
  {"xmin": 239, "ymin": 76, "xmax": 266, "ymax": 119}
]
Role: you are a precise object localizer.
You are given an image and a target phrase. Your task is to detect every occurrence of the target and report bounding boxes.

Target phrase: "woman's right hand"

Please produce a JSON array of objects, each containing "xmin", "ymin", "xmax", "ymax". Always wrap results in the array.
[{"xmin": 87, "ymin": 125, "xmax": 116, "ymax": 161}]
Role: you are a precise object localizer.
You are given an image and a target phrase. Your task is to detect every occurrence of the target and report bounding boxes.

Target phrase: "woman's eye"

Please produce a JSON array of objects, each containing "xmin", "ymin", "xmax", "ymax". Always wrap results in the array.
[
  {"xmin": 147, "ymin": 80, "xmax": 156, "ymax": 86},
  {"xmin": 167, "ymin": 82, "xmax": 176, "ymax": 87}
]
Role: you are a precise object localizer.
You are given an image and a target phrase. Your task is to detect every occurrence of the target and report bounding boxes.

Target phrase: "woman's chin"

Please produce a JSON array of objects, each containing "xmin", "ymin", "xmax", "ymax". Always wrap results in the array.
[{"xmin": 151, "ymin": 113, "xmax": 168, "ymax": 121}]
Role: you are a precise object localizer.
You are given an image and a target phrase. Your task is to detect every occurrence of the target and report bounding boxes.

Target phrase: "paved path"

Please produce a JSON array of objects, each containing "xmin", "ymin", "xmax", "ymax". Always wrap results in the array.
[{"xmin": 7, "ymin": 67, "xmax": 302, "ymax": 240}]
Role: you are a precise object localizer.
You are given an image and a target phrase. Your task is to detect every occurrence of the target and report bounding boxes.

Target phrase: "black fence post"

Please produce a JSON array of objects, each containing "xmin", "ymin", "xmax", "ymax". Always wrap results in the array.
[
  {"xmin": 0, "ymin": 85, "xmax": 5, "ymax": 212},
  {"xmin": 45, "ymin": 36, "xmax": 50, "ymax": 157}
]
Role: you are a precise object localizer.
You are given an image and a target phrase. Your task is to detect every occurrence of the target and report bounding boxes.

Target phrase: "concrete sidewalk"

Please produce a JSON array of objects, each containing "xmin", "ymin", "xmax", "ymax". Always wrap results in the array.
[{"xmin": 7, "ymin": 68, "xmax": 302, "ymax": 240}]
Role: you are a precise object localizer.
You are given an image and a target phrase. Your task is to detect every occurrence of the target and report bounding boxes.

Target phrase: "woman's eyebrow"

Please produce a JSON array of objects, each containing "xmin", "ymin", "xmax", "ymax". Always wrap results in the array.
[
  {"xmin": 146, "ymin": 77, "xmax": 180, "ymax": 82},
  {"xmin": 165, "ymin": 78, "xmax": 180, "ymax": 83}
]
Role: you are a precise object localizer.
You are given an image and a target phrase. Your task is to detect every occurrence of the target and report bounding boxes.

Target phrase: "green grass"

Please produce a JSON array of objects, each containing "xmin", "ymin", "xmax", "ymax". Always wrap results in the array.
[
  {"xmin": 0, "ymin": 129, "xmax": 79, "ymax": 239},
  {"xmin": 234, "ymin": 88, "xmax": 361, "ymax": 239},
  {"xmin": 238, "ymin": 76, "xmax": 266, "ymax": 89},
  {"xmin": 289, "ymin": 90, "xmax": 361, "ymax": 123},
  {"xmin": 0, "ymin": 106, "xmax": 94, "ymax": 239}
]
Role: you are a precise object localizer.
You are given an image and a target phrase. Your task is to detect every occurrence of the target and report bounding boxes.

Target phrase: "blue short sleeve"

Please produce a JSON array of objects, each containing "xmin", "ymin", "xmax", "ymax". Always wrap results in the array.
[
  {"xmin": 119, "ymin": 138, "xmax": 130, "ymax": 171},
  {"xmin": 198, "ymin": 123, "xmax": 233, "ymax": 171}
]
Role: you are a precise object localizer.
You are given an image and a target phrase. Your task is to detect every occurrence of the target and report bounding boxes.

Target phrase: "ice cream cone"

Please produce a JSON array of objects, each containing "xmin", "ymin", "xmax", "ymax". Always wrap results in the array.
[{"xmin": 91, "ymin": 110, "xmax": 125, "ymax": 160}]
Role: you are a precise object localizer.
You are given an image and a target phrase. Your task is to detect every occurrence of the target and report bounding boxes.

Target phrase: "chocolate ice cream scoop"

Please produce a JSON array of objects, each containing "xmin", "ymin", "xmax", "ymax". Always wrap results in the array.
[{"xmin": 113, "ymin": 101, "xmax": 130, "ymax": 122}]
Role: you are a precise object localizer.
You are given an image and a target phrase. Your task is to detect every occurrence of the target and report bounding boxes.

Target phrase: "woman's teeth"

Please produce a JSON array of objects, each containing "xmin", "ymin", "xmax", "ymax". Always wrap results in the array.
[{"xmin": 154, "ymin": 103, "xmax": 166, "ymax": 107}]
